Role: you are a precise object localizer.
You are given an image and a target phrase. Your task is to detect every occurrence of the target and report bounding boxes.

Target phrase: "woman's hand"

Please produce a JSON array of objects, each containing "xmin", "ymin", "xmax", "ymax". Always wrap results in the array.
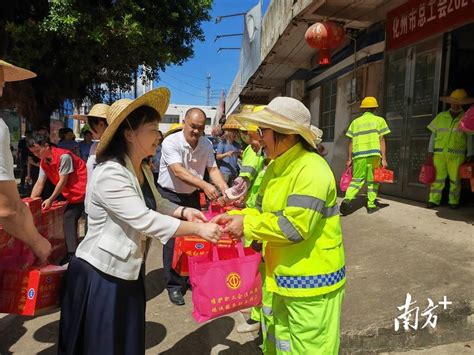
[
  {"xmin": 196, "ymin": 223, "xmax": 223, "ymax": 243},
  {"xmin": 183, "ymin": 208, "xmax": 207, "ymax": 223},
  {"xmin": 42, "ymin": 198, "xmax": 53, "ymax": 210},
  {"xmin": 211, "ymin": 213, "xmax": 244, "ymax": 239}
]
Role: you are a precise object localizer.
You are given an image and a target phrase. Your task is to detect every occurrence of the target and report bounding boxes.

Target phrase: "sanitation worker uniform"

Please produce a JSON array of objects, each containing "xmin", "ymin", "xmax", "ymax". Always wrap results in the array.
[
  {"xmin": 229, "ymin": 143, "xmax": 345, "ymax": 354},
  {"xmin": 344, "ymin": 111, "xmax": 390, "ymax": 208},
  {"xmin": 427, "ymin": 110, "xmax": 467, "ymax": 206}
]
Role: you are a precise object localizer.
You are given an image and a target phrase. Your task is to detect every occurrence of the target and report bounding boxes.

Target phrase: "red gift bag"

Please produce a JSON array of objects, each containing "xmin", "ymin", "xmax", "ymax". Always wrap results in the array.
[
  {"xmin": 459, "ymin": 163, "xmax": 474, "ymax": 179},
  {"xmin": 0, "ymin": 264, "xmax": 66, "ymax": 315},
  {"xmin": 374, "ymin": 168, "xmax": 394, "ymax": 183},
  {"xmin": 419, "ymin": 164, "xmax": 436, "ymax": 184},
  {"xmin": 189, "ymin": 242, "xmax": 262, "ymax": 323}
]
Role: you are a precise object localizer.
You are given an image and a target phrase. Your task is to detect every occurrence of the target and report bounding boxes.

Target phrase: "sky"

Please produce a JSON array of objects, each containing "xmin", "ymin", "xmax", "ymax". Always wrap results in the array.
[{"xmin": 153, "ymin": 0, "xmax": 269, "ymax": 107}]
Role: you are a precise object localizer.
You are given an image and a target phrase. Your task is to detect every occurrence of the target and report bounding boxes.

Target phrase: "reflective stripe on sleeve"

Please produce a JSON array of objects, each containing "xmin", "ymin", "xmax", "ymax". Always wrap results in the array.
[
  {"xmin": 274, "ymin": 211, "xmax": 304, "ymax": 243},
  {"xmin": 240, "ymin": 166, "xmax": 257, "ymax": 177},
  {"xmin": 287, "ymin": 194, "xmax": 339, "ymax": 218}
]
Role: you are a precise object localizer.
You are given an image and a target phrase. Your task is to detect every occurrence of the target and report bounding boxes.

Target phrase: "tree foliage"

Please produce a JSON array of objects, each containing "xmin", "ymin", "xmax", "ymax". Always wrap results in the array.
[{"xmin": 0, "ymin": 0, "xmax": 212, "ymax": 127}]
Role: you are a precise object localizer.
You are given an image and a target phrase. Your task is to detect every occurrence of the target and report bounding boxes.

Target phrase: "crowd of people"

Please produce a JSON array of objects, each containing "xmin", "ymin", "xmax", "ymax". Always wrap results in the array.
[{"xmin": 1, "ymin": 56, "xmax": 473, "ymax": 355}]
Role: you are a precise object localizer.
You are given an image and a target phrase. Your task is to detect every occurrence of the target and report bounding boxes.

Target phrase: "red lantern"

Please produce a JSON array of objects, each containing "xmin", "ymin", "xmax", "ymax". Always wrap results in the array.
[{"xmin": 305, "ymin": 21, "xmax": 346, "ymax": 65}]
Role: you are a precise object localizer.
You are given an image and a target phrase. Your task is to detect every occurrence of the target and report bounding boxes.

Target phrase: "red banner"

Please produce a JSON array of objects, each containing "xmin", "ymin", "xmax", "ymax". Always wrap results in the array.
[{"xmin": 386, "ymin": 0, "xmax": 474, "ymax": 50}]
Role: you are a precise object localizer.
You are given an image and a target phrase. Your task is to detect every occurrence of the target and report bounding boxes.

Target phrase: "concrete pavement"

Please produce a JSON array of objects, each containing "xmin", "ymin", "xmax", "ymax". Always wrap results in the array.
[{"xmin": 0, "ymin": 195, "xmax": 472, "ymax": 354}]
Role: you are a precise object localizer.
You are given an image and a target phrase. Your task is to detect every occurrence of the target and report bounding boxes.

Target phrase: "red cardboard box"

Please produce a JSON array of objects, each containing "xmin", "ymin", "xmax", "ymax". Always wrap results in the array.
[
  {"xmin": 0, "ymin": 264, "xmax": 66, "ymax": 315},
  {"xmin": 172, "ymin": 236, "xmax": 234, "ymax": 276},
  {"xmin": 460, "ymin": 163, "xmax": 474, "ymax": 179},
  {"xmin": 374, "ymin": 168, "xmax": 394, "ymax": 184}
]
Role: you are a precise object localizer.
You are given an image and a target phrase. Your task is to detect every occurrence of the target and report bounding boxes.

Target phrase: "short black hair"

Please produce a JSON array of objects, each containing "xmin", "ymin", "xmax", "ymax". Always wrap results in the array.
[
  {"xmin": 96, "ymin": 106, "xmax": 161, "ymax": 166},
  {"xmin": 88, "ymin": 116, "xmax": 108, "ymax": 131},
  {"xmin": 27, "ymin": 132, "xmax": 50, "ymax": 147}
]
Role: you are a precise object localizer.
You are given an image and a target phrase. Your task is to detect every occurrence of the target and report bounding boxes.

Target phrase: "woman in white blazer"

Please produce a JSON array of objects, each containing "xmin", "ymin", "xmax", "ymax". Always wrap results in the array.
[{"xmin": 58, "ymin": 88, "xmax": 222, "ymax": 355}]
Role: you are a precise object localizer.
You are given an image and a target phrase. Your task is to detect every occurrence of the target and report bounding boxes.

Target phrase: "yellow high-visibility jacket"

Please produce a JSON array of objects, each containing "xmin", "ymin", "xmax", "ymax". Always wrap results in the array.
[
  {"xmin": 428, "ymin": 110, "xmax": 466, "ymax": 155},
  {"xmin": 229, "ymin": 143, "xmax": 345, "ymax": 297}
]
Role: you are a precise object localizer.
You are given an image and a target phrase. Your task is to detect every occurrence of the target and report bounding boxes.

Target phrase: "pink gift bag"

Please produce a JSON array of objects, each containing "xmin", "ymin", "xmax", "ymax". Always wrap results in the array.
[
  {"xmin": 339, "ymin": 166, "xmax": 352, "ymax": 192},
  {"xmin": 188, "ymin": 241, "xmax": 262, "ymax": 323},
  {"xmin": 419, "ymin": 164, "xmax": 436, "ymax": 185}
]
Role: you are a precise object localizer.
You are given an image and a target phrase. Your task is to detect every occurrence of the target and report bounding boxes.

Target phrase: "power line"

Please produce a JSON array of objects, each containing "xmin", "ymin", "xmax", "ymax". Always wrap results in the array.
[
  {"xmin": 165, "ymin": 73, "xmax": 206, "ymax": 92},
  {"xmin": 166, "ymin": 69, "xmax": 232, "ymax": 87},
  {"xmin": 159, "ymin": 79, "xmax": 208, "ymax": 99}
]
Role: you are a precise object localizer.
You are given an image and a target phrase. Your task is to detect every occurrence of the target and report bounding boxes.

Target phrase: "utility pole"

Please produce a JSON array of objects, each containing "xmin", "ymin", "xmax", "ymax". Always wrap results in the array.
[{"xmin": 206, "ymin": 73, "xmax": 211, "ymax": 106}]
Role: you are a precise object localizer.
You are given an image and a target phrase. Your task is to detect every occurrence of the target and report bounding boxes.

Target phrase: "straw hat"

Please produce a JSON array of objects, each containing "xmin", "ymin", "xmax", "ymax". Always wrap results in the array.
[
  {"xmin": 0, "ymin": 59, "xmax": 36, "ymax": 82},
  {"xmin": 164, "ymin": 123, "xmax": 183, "ymax": 138},
  {"xmin": 223, "ymin": 105, "xmax": 255, "ymax": 130},
  {"xmin": 234, "ymin": 96, "xmax": 322, "ymax": 148},
  {"xmin": 72, "ymin": 103, "xmax": 110, "ymax": 122},
  {"xmin": 439, "ymin": 89, "xmax": 474, "ymax": 105},
  {"xmin": 96, "ymin": 87, "xmax": 170, "ymax": 156}
]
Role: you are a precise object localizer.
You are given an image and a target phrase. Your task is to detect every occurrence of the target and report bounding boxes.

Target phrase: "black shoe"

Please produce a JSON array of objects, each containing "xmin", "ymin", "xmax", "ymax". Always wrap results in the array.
[
  {"xmin": 340, "ymin": 200, "xmax": 352, "ymax": 216},
  {"xmin": 168, "ymin": 290, "xmax": 185, "ymax": 306},
  {"xmin": 449, "ymin": 204, "xmax": 459, "ymax": 210},
  {"xmin": 426, "ymin": 202, "xmax": 438, "ymax": 209},
  {"xmin": 367, "ymin": 206, "xmax": 380, "ymax": 214}
]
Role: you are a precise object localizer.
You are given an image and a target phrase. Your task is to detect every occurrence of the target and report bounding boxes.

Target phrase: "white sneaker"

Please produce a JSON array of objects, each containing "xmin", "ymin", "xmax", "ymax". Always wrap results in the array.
[{"xmin": 237, "ymin": 321, "xmax": 260, "ymax": 333}]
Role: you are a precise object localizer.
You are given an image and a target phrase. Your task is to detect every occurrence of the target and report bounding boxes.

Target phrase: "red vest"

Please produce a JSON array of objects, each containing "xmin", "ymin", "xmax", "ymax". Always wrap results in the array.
[{"xmin": 40, "ymin": 147, "xmax": 87, "ymax": 203}]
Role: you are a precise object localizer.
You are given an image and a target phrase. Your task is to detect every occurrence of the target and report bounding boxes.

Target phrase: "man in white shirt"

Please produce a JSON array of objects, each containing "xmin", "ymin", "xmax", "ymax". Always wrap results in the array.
[
  {"xmin": 0, "ymin": 59, "xmax": 51, "ymax": 263},
  {"xmin": 158, "ymin": 108, "xmax": 228, "ymax": 305}
]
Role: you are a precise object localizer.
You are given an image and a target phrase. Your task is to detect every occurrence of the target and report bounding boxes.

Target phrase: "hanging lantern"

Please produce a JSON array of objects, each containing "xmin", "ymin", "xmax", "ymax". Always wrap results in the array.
[{"xmin": 305, "ymin": 21, "xmax": 346, "ymax": 65}]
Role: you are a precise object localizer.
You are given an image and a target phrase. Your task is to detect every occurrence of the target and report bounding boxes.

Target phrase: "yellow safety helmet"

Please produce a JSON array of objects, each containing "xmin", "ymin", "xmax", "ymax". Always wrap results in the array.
[
  {"xmin": 164, "ymin": 123, "xmax": 183, "ymax": 138},
  {"xmin": 360, "ymin": 96, "xmax": 379, "ymax": 109}
]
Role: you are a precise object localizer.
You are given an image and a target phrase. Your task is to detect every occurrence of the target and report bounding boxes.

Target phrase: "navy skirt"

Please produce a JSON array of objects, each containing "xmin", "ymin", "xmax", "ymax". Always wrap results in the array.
[{"xmin": 58, "ymin": 257, "xmax": 145, "ymax": 355}]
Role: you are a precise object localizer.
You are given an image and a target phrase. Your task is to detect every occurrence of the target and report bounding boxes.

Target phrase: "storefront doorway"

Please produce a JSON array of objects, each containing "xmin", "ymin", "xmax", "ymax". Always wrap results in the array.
[{"xmin": 383, "ymin": 36, "xmax": 443, "ymax": 202}]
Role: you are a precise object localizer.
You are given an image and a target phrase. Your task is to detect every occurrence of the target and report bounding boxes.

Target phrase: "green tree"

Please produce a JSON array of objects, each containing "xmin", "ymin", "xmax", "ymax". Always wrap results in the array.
[{"xmin": 0, "ymin": 0, "xmax": 212, "ymax": 127}]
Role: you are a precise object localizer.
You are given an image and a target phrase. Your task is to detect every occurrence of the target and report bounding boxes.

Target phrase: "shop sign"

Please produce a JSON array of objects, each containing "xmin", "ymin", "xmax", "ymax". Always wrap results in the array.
[{"xmin": 387, "ymin": 0, "xmax": 474, "ymax": 50}]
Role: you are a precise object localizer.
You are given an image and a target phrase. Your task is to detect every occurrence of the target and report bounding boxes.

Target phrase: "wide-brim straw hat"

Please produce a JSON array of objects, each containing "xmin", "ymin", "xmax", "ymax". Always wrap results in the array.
[
  {"xmin": 96, "ymin": 87, "xmax": 170, "ymax": 156},
  {"xmin": 164, "ymin": 123, "xmax": 183, "ymax": 138},
  {"xmin": 223, "ymin": 105, "xmax": 255, "ymax": 130},
  {"xmin": 72, "ymin": 103, "xmax": 110, "ymax": 122},
  {"xmin": 234, "ymin": 96, "xmax": 322, "ymax": 148},
  {"xmin": 439, "ymin": 89, "xmax": 474, "ymax": 105},
  {"xmin": 0, "ymin": 59, "xmax": 36, "ymax": 82}
]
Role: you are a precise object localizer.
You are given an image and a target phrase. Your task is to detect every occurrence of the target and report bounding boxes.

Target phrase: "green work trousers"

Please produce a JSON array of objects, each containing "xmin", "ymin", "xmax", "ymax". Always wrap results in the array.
[
  {"xmin": 344, "ymin": 156, "xmax": 381, "ymax": 208},
  {"xmin": 429, "ymin": 153, "xmax": 465, "ymax": 205},
  {"xmin": 249, "ymin": 263, "xmax": 275, "ymax": 354},
  {"xmin": 271, "ymin": 287, "xmax": 345, "ymax": 354}
]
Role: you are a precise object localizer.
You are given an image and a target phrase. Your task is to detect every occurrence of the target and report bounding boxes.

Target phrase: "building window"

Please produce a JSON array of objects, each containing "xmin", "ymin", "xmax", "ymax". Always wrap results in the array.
[
  {"xmin": 320, "ymin": 79, "xmax": 337, "ymax": 142},
  {"xmin": 162, "ymin": 114, "xmax": 180, "ymax": 123}
]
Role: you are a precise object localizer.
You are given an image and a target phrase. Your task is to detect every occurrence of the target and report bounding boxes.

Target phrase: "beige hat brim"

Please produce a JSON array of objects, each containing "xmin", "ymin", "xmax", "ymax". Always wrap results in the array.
[
  {"xmin": 72, "ymin": 103, "xmax": 110, "ymax": 121},
  {"xmin": 96, "ymin": 88, "xmax": 170, "ymax": 156},
  {"xmin": 234, "ymin": 108, "xmax": 318, "ymax": 148},
  {"xmin": 0, "ymin": 60, "xmax": 36, "ymax": 82},
  {"xmin": 439, "ymin": 96, "xmax": 474, "ymax": 105}
]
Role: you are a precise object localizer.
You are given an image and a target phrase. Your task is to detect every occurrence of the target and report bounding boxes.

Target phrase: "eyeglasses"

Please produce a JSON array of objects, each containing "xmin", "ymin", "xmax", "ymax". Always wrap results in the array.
[{"xmin": 257, "ymin": 128, "xmax": 268, "ymax": 139}]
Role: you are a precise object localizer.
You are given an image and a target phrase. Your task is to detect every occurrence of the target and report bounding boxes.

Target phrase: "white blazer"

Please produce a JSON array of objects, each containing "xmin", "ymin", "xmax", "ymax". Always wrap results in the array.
[{"xmin": 76, "ymin": 156, "xmax": 180, "ymax": 280}]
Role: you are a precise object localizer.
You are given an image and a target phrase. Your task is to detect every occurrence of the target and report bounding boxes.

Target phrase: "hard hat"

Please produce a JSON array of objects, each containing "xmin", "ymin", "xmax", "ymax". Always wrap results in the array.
[{"xmin": 360, "ymin": 96, "xmax": 379, "ymax": 109}]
